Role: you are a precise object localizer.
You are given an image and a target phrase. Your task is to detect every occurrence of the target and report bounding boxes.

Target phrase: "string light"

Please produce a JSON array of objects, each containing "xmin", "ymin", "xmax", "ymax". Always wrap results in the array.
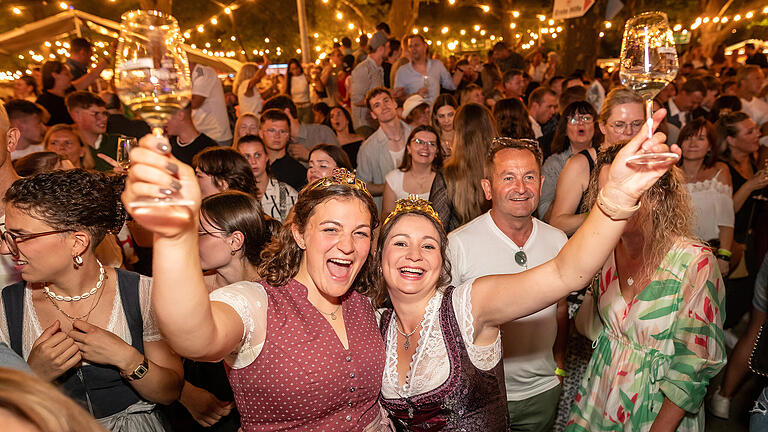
[{"xmin": 12, "ymin": 7, "xmax": 22, "ymax": 14}]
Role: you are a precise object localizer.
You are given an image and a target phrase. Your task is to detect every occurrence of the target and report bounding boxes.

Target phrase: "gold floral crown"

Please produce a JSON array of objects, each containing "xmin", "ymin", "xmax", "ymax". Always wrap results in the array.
[
  {"xmin": 383, "ymin": 194, "xmax": 442, "ymax": 227},
  {"xmin": 309, "ymin": 168, "xmax": 370, "ymax": 196}
]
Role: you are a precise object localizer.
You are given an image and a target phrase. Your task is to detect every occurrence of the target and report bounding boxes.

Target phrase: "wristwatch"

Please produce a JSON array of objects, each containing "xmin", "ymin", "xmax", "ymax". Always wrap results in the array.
[{"xmin": 122, "ymin": 356, "xmax": 149, "ymax": 381}]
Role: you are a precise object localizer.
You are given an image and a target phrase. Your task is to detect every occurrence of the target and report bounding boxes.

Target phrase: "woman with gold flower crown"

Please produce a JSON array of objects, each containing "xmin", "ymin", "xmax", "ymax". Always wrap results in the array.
[{"xmin": 122, "ymin": 108, "xmax": 679, "ymax": 431}]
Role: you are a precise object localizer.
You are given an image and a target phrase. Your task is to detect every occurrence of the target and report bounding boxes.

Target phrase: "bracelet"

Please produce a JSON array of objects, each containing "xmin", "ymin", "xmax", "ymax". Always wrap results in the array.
[
  {"xmin": 596, "ymin": 189, "xmax": 641, "ymax": 220},
  {"xmin": 717, "ymin": 248, "xmax": 732, "ymax": 258},
  {"xmin": 555, "ymin": 367, "xmax": 567, "ymax": 377},
  {"xmin": 717, "ymin": 254, "xmax": 731, "ymax": 262}
]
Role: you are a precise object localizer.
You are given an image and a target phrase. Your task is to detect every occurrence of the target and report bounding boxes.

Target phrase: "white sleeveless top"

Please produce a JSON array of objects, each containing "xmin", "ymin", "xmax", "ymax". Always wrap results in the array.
[
  {"xmin": 384, "ymin": 170, "xmax": 431, "ymax": 201},
  {"xmin": 685, "ymin": 171, "xmax": 734, "ymax": 241}
]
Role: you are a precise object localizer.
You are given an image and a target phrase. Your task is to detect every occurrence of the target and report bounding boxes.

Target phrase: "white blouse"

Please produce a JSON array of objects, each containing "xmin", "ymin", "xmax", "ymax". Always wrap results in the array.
[
  {"xmin": 685, "ymin": 174, "xmax": 734, "ymax": 241},
  {"xmin": 0, "ymin": 275, "xmax": 161, "ymax": 360},
  {"xmin": 384, "ymin": 170, "xmax": 431, "ymax": 201},
  {"xmin": 209, "ymin": 281, "xmax": 268, "ymax": 369},
  {"xmin": 379, "ymin": 280, "xmax": 501, "ymax": 399}
]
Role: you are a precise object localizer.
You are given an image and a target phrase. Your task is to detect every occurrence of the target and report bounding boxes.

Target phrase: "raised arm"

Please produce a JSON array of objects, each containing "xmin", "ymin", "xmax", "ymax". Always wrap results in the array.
[
  {"xmin": 122, "ymin": 135, "xmax": 251, "ymax": 361},
  {"xmin": 471, "ymin": 109, "xmax": 680, "ymax": 331}
]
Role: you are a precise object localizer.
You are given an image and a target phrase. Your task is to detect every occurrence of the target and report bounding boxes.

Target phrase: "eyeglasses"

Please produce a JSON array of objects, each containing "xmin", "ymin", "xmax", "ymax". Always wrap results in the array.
[
  {"xmin": 412, "ymin": 138, "xmax": 437, "ymax": 148},
  {"xmin": 568, "ymin": 114, "xmax": 594, "ymax": 125},
  {"xmin": 609, "ymin": 120, "xmax": 644, "ymax": 134},
  {"xmin": 197, "ymin": 228, "xmax": 227, "ymax": 237},
  {"xmin": 2, "ymin": 229, "xmax": 71, "ymax": 256},
  {"xmin": 514, "ymin": 250, "xmax": 527, "ymax": 268}
]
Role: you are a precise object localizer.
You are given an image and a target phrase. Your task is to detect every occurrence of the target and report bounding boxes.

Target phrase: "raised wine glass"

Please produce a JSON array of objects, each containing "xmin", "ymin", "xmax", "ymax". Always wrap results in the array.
[
  {"xmin": 619, "ymin": 11, "xmax": 680, "ymax": 166},
  {"xmin": 114, "ymin": 9, "xmax": 194, "ymax": 215}
]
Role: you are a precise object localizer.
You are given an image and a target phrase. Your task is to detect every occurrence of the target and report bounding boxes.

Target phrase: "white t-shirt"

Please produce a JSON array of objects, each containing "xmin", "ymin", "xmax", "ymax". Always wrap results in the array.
[
  {"xmin": 447, "ymin": 212, "xmax": 568, "ymax": 401},
  {"xmin": 191, "ymin": 65, "xmax": 233, "ymax": 142},
  {"xmin": 384, "ymin": 169, "xmax": 431, "ymax": 201},
  {"xmin": 741, "ymin": 96, "xmax": 768, "ymax": 127},
  {"xmin": 290, "ymin": 75, "xmax": 311, "ymax": 105},
  {"xmin": 11, "ymin": 144, "xmax": 45, "ymax": 161},
  {"xmin": 237, "ymin": 81, "xmax": 263, "ymax": 115}
]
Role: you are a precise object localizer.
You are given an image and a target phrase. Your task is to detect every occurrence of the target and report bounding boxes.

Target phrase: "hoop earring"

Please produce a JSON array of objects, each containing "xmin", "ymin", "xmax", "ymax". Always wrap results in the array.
[
  {"xmin": 230, "ymin": 250, "xmax": 237, "ymax": 256},
  {"xmin": 73, "ymin": 255, "xmax": 84, "ymax": 267}
]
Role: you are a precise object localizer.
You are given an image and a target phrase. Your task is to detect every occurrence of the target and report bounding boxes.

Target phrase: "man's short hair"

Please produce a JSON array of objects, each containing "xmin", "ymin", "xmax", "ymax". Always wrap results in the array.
[
  {"xmin": 263, "ymin": 95, "xmax": 298, "ymax": 120},
  {"xmin": 4, "ymin": 99, "xmax": 44, "ymax": 121},
  {"xmin": 341, "ymin": 37, "xmax": 352, "ymax": 48},
  {"xmin": 456, "ymin": 59, "xmax": 470, "ymax": 68},
  {"xmin": 259, "ymin": 108, "xmax": 291, "ymax": 126},
  {"xmin": 70, "ymin": 37, "xmax": 92, "ymax": 53},
  {"xmin": 484, "ymin": 137, "xmax": 543, "ymax": 179},
  {"xmin": 376, "ymin": 22, "xmax": 391, "ymax": 34},
  {"xmin": 387, "ymin": 38, "xmax": 401, "ymax": 56},
  {"xmin": 365, "ymin": 87, "xmax": 392, "ymax": 111},
  {"xmin": 404, "ymin": 34, "xmax": 426, "ymax": 46},
  {"xmin": 680, "ymin": 78, "xmax": 706, "ymax": 95},
  {"xmin": 502, "ymin": 69, "xmax": 524, "ymax": 84},
  {"xmin": 737, "ymin": 64, "xmax": 762, "ymax": 82},
  {"xmin": 559, "ymin": 86, "xmax": 587, "ymax": 109},
  {"xmin": 359, "ymin": 34, "xmax": 369, "ymax": 46},
  {"xmin": 492, "ymin": 42, "xmax": 509, "ymax": 52},
  {"xmin": 528, "ymin": 87, "xmax": 556, "ymax": 107},
  {"xmin": 65, "ymin": 91, "xmax": 106, "ymax": 112}
]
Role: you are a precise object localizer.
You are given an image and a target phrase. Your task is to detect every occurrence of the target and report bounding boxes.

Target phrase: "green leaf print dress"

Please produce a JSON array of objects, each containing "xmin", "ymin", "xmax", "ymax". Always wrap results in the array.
[{"xmin": 566, "ymin": 242, "xmax": 726, "ymax": 432}]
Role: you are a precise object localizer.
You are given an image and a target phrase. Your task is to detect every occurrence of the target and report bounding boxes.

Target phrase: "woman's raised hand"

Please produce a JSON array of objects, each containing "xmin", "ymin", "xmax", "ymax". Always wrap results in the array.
[
  {"xmin": 121, "ymin": 133, "xmax": 201, "ymax": 238},
  {"xmin": 603, "ymin": 108, "xmax": 682, "ymax": 207}
]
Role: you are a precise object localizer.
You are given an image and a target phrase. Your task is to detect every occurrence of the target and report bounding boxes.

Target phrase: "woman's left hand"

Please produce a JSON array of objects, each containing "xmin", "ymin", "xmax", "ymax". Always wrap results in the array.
[
  {"xmin": 604, "ymin": 108, "xmax": 682, "ymax": 207},
  {"xmin": 70, "ymin": 319, "xmax": 138, "ymax": 369}
]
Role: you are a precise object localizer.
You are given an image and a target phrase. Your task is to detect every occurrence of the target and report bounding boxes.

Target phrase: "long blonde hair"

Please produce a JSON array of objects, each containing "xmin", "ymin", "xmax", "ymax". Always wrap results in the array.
[
  {"xmin": 232, "ymin": 62, "xmax": 261, "ymax": 95},
  {"xmin": 443, "ymin": 103, "xmax": 498, "ymax": 224},
  {"xmin": 233, "ymin": 112, "xmax": 260, "ymax": 146},
  {"xmin": 583, "ymin": 142, "xmax": 695, "ymax": 277}
]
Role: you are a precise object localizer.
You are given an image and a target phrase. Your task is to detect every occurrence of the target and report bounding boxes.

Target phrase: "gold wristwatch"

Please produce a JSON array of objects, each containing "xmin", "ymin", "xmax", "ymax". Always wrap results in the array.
[{"xmin": 122, "ymin": 356, "xmax": 149, "ymax": 381}]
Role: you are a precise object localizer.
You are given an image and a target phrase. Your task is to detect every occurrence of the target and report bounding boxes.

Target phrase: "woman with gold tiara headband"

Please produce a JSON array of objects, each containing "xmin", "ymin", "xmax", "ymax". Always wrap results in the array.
[
  {"xmin": 122, "ymin": 108, "xmax": 678, "ymax": 430},
  {"xmin": 370, "ymin": 110, "xmax": 682, "ymax": 430}
]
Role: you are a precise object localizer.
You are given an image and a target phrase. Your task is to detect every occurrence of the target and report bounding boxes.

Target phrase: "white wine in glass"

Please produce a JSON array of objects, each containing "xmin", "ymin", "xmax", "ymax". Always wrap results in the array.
[
  {"xmin": 115, "ymin": 9, "xmax": 194, "ymax": 213},
  {"xmin": 619, "ymin": 11, "xmax": 680, "ymax": 166}
]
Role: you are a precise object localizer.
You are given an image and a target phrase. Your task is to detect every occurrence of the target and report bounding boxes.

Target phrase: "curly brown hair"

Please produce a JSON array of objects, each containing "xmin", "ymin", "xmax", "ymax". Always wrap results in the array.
[
  {"xmin": 368, "ymin": 211, "xmax": 452, "ymax": 307},
  {"xmin": 582, "ymin": 142, "xmax": 695, "ymax": 280},
  {"xmin": 4, "ymin": 169, "xmax": 126, "ymax": 248},
  {"xmin": 257, "ymin": 180, "xmax": 380, "ymax": 294}
]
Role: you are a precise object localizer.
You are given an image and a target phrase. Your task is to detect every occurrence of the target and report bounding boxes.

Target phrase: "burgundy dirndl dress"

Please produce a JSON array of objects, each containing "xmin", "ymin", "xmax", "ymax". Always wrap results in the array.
[
  {"xmin": 227, "ymin": 279, "xmax": 385, "ymax": 431},
  {"xmin": 378, "ymin": 285, "xmax": 509, "ymax": 431}
]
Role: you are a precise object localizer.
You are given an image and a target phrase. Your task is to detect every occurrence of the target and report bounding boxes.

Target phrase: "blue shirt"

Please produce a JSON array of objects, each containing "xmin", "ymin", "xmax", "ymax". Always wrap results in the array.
[{"xmin": 394, "ymin": 59, "xmax": 456, "ymax": 105}]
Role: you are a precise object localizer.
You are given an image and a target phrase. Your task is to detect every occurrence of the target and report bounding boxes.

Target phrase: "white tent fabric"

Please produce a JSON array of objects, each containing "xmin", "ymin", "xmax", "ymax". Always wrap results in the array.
[{"xmin": 0, "ymin": 10, "xmax": 242, "ymax": 73}]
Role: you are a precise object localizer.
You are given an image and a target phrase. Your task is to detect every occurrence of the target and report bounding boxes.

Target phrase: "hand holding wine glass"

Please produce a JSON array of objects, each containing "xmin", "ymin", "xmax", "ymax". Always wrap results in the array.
[
  {"xmin": 619, "ymin": 11, "xmax": 680, "ymax": 167},
  {"xmin": 114, "ymin": 9, "xmax": 193, "ymax": 214}
]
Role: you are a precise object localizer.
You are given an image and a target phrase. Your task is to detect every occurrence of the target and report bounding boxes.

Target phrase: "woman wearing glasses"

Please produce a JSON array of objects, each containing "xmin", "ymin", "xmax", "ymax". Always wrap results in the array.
[
  {"xmin": 381, "ymin": 126, "xmax": 443, "ymax": 218},
  {"xmin": 538, "ymin": 101, "xmax": 603, "ymax": 219},
  {"xmin": 0, "ymin": 169, "xmax": 182, "ymax": 431}
]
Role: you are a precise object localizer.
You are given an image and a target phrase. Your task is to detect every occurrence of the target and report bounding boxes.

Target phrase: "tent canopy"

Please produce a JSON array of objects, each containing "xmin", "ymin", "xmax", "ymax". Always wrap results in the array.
[{"xmin": 0, "ymin": 10, "xmax": 242, "ymax": 73}]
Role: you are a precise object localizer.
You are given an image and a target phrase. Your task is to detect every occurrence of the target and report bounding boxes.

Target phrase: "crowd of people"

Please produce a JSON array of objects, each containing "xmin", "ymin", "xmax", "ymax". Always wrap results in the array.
[{"xmin": 0, "ymin": 25, "xmax": 767, "ymax": 432}]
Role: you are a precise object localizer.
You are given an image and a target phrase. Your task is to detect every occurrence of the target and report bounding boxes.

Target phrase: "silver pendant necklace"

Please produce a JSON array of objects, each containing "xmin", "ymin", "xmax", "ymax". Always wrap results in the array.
[{"xmin": 396, "ymin": 317, "xmax": 424, "ymax": 350}]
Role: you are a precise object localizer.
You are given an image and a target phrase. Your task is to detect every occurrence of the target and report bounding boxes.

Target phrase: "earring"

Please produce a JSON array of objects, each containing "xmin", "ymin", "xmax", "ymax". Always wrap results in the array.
[
  {"xmin": 230, "ymin": 250, "xmax": 237, "ymax": 256},
  {"xmin": 73, "ymin": 255, "xmax": 84, "ymax": 266}
]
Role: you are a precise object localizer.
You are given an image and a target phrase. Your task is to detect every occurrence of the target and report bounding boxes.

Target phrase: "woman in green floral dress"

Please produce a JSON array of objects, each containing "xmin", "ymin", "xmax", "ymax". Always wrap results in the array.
[{"xmin": 568, "ymin": 143, "xmax": 726, "ymax": 432}]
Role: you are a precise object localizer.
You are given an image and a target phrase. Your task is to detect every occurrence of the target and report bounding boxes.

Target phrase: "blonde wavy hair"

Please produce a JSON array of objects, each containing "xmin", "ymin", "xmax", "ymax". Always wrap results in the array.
[
  {"xmin": 443, "ymin": 103, "xmax": 498, "ymax": 224},
  {"xmin": 582, "ymin": 142, "xmax": 696, "ymax": 279},
  {"xmin": 0, "ymin": 367, "xmax": 107, "ymax": 432},
  {"xmin": 42, "ymin": 124, "xmax": 94, "ymax": 169}
]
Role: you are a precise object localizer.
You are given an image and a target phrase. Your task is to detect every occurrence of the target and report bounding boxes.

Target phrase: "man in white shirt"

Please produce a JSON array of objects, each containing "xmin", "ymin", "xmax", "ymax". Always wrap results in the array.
[
  {"xmin": 190, "ymin": 63, "xmax": 233, "ymax": 146},
  {"xmin": 738, "ymin": 65, "xmax": 768, "ymax": 128},
  {"xmin": 527, "ymin": 87, "xmax": 557, "ymax": 139},
  {"xmin": 5, "ymin": 100, "xmax": 46, "ymax": 160},
  {"xmin": 665, "ymin": 78, "xmax": 705, "ymax": 129},
  {"xmin": 448, "ymin": 138, "xmax": 567, "ymax": 431},
  {"xmin": 0, "ymin": 103, "xmax": 22, "ymax": 287},
  {"xmin": 394, "ymin": 34, "xmax": 461, "ymax": 105}
]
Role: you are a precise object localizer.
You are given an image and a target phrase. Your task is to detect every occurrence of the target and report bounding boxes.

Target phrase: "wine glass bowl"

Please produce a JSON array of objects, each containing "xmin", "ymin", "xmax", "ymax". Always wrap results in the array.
[
  {"xmin": 619, "ymin": 11, "xmax": 680, "ymax": 166},
  {"xmin": 114, "ymin": 10, "xmax": 191, "ymax": 133}
]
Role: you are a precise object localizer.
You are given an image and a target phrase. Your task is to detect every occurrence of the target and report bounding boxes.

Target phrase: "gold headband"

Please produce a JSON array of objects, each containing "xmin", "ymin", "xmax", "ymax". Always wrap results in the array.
[
  {"xmin": 383, "ymin": 194, "xmax": 442, "ymax": 227},
  {"xmin": 308, "ymin": 168, "xmax": 370, "ymax": 196}
]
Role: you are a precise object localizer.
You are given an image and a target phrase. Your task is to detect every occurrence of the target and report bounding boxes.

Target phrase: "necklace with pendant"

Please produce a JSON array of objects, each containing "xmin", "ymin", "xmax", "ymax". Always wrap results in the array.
[
  {"xmin": 395, "ymin": 317, "xmax": 424, "ymax": 350},
  {"xmin": 319, "ymin": 303, "xmax": 342, "ymax": 320}
]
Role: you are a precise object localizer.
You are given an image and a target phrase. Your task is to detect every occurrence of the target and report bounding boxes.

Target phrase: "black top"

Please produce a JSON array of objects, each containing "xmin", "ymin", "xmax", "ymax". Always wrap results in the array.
[
  {"xmin": 107, "ymin": 113, "xmax": 152, "ymax": 140},
  {"xmin": 269, "ymin": 154, "xmax": 307, "ymax": 191},
  {"xmin": 728, "ymin": 161, "xmax": 762, "ymax": 244},
  {"xmin": 747, "ymin": 52, "xmax": 768, "ymax": 68},
  {"xmin": 37, "ymin": 91, "xmax": 73, "ymax": 126},
  {"xmin": 170, "ymin": 133, "xmax": 218, "ymax": 166},
  {"xmin": 342, "ymin": 140, "xmax": 364, "ymax": 170},
  {"xmin": 383, "ymin": 62, "xmax": 393, "ymax": 88}
]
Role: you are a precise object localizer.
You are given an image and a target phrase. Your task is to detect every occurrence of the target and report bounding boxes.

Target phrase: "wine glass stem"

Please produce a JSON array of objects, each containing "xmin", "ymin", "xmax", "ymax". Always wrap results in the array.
[{"xmin": 645, "ymin": 97, "xmax": 654, "ymax": 140}]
